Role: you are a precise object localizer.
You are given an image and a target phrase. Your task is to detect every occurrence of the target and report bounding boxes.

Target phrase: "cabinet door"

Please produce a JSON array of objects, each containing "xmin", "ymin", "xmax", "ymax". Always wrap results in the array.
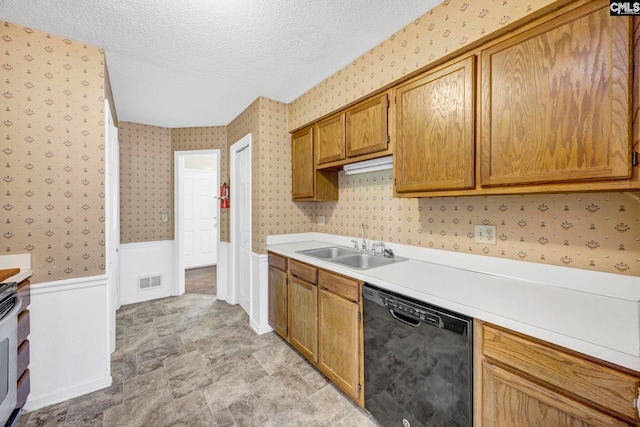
[
  {"xmin": 395, "ymin": 56, "xmax": 475, "ymax": 193},
  {"xmin": 292, "ymin": 127, "xmax": 315, "ymax": 199},
  {"xmin": 288, "ymin": 276, "xmax": 318, "ymax": 363},
  {"xmin": 346, "ymin": 93, "xmax": 389, "ymax": 158},
  {"xmin": 318, "ymin": 288, "xmax": 360, "ymax": 400},
  {"xmin": 268, "ymin": 266, "xmax": 288, "ymax": 338},
  {"xmin": 482, "ymin": 363, "xmax": 630, "ymax": 427},
  {"xmin": 316, "ymin": 113, "xmax": 345, "ymax": 165},
  {"xmin": 480, "ymin": 3, "xmax": 632, "ymax": 187}
]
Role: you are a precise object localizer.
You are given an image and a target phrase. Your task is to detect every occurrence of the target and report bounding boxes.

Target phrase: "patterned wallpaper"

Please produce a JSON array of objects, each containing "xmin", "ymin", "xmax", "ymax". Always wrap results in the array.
[
  {"xmin": 288, "ymin": 0, "xmax": 564, "ymax": 130},
  {"xmin": 1, "ymin": 21, "xmax": 105, "ymax": 283},
  {"xmin": 283, "ymin": 0, "xmax": 639, "ymax": 276},
  {"xmin": 227, "ymin": 97, "xmax": 315, "ymax": 254},
  {"xmin": 314, "ymin": 172, "xmax": 640, "ymax": 276},
  {"xmin": 119, "ymin": 122, "xmax": 172, "ymax": 243},
  {"xmin": 172, "ymin": 126, "xmax": 229, "ymax": 242}
]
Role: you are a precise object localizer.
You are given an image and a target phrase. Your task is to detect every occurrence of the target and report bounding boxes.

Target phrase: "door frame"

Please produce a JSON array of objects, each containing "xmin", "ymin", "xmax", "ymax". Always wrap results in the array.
[
  {"xmin": 104, "ymin": 99, "xmax": 119, "ymax": 354},
  {"xmin": 229, "ymin": 134, "xmax": 252, "ymax": 306},
  {"xmin": 174, "ymin": 149, "xmax": 221, "ymax": 296}
]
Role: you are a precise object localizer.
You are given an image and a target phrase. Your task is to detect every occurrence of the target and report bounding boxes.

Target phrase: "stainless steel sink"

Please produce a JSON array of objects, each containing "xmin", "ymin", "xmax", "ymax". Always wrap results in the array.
[
  {"xmin": 330, "ymin": 253, "xmax": 403, "ymax": 270},
  {"xmin": 297, "ymin": 246, "xmax": 407, "ymax": 270},
  {"xmin": 298, "ymin": 246, "xmax": 357, "ymax": 259}
]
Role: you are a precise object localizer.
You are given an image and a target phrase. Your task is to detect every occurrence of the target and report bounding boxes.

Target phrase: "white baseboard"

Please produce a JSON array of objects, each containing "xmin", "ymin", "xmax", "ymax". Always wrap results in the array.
[{"xmin": 24, "ymin": 375, "xmax": 112, "ymax": 412}]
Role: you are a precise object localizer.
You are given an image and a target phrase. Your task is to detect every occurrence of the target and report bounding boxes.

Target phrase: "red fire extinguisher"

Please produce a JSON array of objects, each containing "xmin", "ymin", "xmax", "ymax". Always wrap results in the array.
[{"xmin": 220, "ymin": 182, "xmax": 229, "ymax": 209}]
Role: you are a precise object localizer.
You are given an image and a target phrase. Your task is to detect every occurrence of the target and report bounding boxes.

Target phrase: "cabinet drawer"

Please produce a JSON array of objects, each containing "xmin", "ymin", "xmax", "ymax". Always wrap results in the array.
[
  {"xmin": 17, "ymin": 280, "xmax": 30, "ymax": 311},
  {"xmin": 268, "ymin": 253, "xmax": 288, "ymax": 271},
  {"xmin": 289, "ymin": 259, "xmax": 317, "ymax": 284},
  {"xmin": 318, "ymin": 270, "xmax": 360, "ymax": 302},
  {"xmin": 17, "ymin": 369, "xmax": 29, "ymax": 409},
  {"xmin": 482, "ymin": 324, "xmax": 640, "ymax": 422},
  {"xmin": 17, "ymin": 340, "xmax": 29, "ymax": 379},
  {"xmin": 18, "ymin": 310, "xmax": 29, "ymax": 343}
]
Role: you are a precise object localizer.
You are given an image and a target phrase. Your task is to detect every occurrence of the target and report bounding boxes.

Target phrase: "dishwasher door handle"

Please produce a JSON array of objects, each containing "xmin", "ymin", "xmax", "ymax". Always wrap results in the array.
[{"xmin": 389, "ymin": 309, "xmax": 421, "ymax": 327}]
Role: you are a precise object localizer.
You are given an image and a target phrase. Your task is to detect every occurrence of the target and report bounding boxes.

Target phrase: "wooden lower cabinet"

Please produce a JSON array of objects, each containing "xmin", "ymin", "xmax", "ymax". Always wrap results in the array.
[
  {"xmin": 267, "ymin": 263, "xmax": 288, "ymax": 338},
  {"xmin": 288, "ymin": 276, "xmax": 317, "ymax": 363},
  {"xmin": 476, "ymin": 321, "xmax": 640, "ymax": 426},
  {"xmin": 16, "ymin": 278, "xmax": 30, "ymax": 409},
  {"xmin": 317, "ymin": 288, "xmax": 360, "ymax": 402},
  {"xmin": 267, "ymin": 253, "xmax": 364, "ymax": 407},
  {"xmin": 483, "ymin": 363, "xmax": 630, "ymax": 427}
]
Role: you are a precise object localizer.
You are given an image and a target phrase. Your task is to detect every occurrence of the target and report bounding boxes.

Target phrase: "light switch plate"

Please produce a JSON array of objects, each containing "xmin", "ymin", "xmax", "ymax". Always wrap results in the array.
[{"xmin": 475, "ymin": 225, "xmax": 496, "ymax": 244}]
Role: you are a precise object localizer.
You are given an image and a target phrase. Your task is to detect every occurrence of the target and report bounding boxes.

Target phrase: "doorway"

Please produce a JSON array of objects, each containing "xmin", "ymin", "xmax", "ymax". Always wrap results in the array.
[
  {"xmin": 175, "ymin": 150, "xmax": 220, "ymax": 296},
  {"xmin": 230, "ymin": 134, "xmax": 251, "ymax": 315}
]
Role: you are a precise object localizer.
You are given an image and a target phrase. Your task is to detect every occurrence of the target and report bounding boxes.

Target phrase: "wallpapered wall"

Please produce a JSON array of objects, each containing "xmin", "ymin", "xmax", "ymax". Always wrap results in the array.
[
  {"xmin": 118, "ymin": 122, "xmax": 172, "ymax": 243},
  {"xmin": 314, "ymin": 172, "xmax": 640, "ymax": 275},
  {"xmin": 288, "ymin": 0, "xmax": 565, "ymax": 130},
  {"xmin": 1, "ymin": 21, "xmax": 105, "ymax": 283},
  {"xmin": 227, "ymin": 97, "xmax": 315, "ymax": 254},
  {"xmin": 118, "ymin": 123, "xmax": 229, "ymax": 243},
  {"xmin": 286, "ymin": 0, "xmax": 639, "ymax": 276},
  {"xmin": 172, "ymin": 126, "xmax": 228, "ymax": 242}
]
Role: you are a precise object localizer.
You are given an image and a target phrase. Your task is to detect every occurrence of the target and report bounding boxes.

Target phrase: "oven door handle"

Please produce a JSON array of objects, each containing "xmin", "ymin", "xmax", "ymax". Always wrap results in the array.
[{"xmin": 388, "ymin": 309, "xmax": 421, "ymax": 327}]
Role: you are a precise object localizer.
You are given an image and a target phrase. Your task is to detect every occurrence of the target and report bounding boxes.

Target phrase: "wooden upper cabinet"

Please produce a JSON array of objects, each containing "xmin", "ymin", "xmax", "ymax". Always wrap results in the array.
[
  {"xmin": 291, "ymin": 126, "xmax": 339, "ymax": 201},
  {"xmin": 292, "ymin": 127, "xmax": 315, "ymax": 199},
  {"xmin": 316, "ymin": 113, "xmax": 345, "ymax": 165},
  {"xmin": 395, "ymin": 56, "xmax": 475, "ymax": 194},
  {"xmin": 480, "ymin": 2, "xmax": 633, "ymax": 187},
  {"xmin": 346, "ymin": 93, "xmax": 389, "ymax": 158}
]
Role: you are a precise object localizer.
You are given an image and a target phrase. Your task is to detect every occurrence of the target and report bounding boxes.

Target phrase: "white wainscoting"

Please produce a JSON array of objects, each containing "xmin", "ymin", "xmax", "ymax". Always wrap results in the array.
[
  {"xmin": 119, "ymin": 240, "xmax": 175, "ymax": 305},
  {"xmin": 24, "ymin": 276, "xmax": 111, "ymax": 411},
  {"xmin": 250, "ymin": 252, "xmax": 272, "ymax": 335}
]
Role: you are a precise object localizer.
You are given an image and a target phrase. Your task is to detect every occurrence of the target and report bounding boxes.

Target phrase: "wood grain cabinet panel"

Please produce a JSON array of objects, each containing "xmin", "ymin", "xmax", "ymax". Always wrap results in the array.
[
  {"xmin": 268, "ymin": 264, "xmax": 288, "ymax": 339},
  {"xmin": 346, "ymin": 93, "xmax": 389, "ymax": 158},
  {"xmin": 291, "ymin": 127, "xmax": 315, "ymax": 200},
  {"xmin": 476, "ymin": 321, "xmax": 640, "ymax": 426},
  {"xmin": 291, "ymin": 127, "xmax": 338, "ymax": 201},
  {"xmin": 318, "ymin": 288, "xmax": 360, "ymax": 401},
  {"xmin": 288, "ymin": 276, "xmax": 318, "ymax": 363},
  {"xmin": 395, "ymin": 56, "xmax": 475, "ymax": 193},
  {"xmin": 315, "ymin": 113, "xmax": 345, "ymax": 165},
  {"xmin": 482, "ymin": 363, "xmax": 630, "ymax": 427},
  {"xmin": 480, "ymin": 2, "xmax": 633, "ymax": 187}
]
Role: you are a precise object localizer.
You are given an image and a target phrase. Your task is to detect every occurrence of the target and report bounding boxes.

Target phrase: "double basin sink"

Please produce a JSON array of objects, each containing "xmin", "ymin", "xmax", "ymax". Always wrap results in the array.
[{"xmin": 297, "ymin": 246, "xmax": 407, "ymax": 270}]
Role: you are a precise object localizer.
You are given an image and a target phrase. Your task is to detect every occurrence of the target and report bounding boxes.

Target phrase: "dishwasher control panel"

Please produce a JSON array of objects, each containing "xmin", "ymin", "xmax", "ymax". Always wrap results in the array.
[
  {"xmin": 363, "ymin": 284, "xmax": 471, "ymax": 337},
  {"xmin": 379, "ymin": 293, "xmax": 442, "ymax": 327}
]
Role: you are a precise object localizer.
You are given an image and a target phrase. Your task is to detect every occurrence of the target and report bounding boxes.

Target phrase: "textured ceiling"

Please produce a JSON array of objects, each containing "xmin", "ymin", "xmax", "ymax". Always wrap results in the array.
[{"xmin": 1, "ymin": 0, "xmax": 441, "ymax": 128}]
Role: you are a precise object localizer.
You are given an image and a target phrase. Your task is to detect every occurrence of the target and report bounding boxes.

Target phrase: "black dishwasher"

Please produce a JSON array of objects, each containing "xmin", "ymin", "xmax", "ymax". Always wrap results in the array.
[{"xmin": 363, "ymin": 284, "xmax": 472, "ymax": 427}]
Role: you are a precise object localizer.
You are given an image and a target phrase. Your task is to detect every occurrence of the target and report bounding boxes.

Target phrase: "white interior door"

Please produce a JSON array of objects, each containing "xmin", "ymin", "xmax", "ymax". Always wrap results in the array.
[
  {"xmin": 237, "ymin": 145, "xmax": 251, "ymax": 315},
  {"xmin": 183, "ymin": 168, "xmax": 218, "ymax": 268}
]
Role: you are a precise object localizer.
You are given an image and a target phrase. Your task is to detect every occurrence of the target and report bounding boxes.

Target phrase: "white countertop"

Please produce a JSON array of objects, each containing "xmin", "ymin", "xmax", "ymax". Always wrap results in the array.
[
  {"xmin": 267, "ymin": 233, "xmax": 640, "ymax": 372},
  {"xmin": 0, "ymin": 253, "xmax": 32, "ymax": 284}
]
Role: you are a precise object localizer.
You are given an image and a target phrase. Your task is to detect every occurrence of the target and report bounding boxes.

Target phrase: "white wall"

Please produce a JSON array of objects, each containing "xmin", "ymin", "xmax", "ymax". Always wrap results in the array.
[
  {"xmin": 25, "ymin": 276, "xmax": 111, "ymax": 411},
  {"xmin": 119, "ymin": 241, "xmax": 175, "ymax": 305}
]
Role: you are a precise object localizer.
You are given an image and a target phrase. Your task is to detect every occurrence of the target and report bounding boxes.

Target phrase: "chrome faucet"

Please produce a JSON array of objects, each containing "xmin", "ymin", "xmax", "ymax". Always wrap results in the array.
[{"xmin": 360, "ymin": 223, "xmax": 367, "ymax": 252}]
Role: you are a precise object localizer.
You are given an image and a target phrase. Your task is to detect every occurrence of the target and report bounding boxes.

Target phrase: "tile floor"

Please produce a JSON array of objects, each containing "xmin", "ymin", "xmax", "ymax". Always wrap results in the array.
[
  {"xmin": 185, "ymin": 266, "xmax": 217, "ymax": 296},
  {"xmin": 20, "ymin": 294, "xmax": 380, "ymax": 427}
]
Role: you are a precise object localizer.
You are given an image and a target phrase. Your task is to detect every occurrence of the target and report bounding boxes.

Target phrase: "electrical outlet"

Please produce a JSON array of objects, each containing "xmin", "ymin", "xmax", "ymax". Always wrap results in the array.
[
  {"xmin": 161, "ymin": 213, "xmax": 169, "ymax": 223},
  {"xmin": 317, "ymin": 215, "xmax": 325, "ymax": 226},
  {"xmin": 475, "ymin": 225, "xmax": 496, "ymax": 244}
]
